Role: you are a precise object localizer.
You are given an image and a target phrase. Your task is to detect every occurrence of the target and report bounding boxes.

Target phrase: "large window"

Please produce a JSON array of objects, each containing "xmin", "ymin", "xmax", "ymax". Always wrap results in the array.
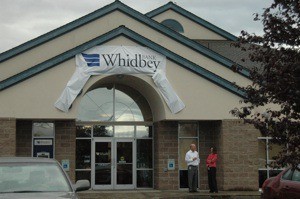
[
  {"xmin": 77, "ymin": 84, "xmax": 152, "ymax": 122},
  {"xmin": 178, "ymin": 122, "xmax": 199, "ymax": 188},
  {"xmin": 258, "ymin": 137, "xmax": 284, "ymax": 188}
]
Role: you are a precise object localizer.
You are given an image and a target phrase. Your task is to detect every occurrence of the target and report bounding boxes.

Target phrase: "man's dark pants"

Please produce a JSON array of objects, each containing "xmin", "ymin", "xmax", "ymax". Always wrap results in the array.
[{"xmin": 188, "ymin": 165, "xmax": 198, "ymax": 192}]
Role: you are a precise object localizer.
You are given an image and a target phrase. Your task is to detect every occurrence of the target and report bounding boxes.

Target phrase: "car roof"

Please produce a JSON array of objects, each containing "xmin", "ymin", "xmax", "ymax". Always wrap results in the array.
[{"xmin": 0, "ymin": 157, "xmax": 57, "ymax": 163}]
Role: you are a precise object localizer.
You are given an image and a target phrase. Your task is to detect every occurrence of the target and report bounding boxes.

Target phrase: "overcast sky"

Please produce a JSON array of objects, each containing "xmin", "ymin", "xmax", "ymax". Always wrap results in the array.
[{"xmin": 0, "ymin": 0, "xmax": 273, "ymax": 53}]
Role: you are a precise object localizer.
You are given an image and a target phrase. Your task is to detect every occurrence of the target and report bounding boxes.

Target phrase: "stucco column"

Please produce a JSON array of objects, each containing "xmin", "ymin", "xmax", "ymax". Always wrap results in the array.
[{"xmin": 0, "ymin": 118, "xmax": 16, "ymax": 156}]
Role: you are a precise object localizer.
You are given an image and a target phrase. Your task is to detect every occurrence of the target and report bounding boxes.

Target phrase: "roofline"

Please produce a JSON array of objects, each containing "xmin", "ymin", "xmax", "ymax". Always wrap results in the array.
[
  {"xmin": 146, "ymin": 1, "xmax": 238, "ymax": 41},
  {"xmin": 0, "ymin": 0, "xmax": 250, "ymax": 78},
  {"xmin": 0, "ymin": 26, "xmax": 245, "ymax": 99}
]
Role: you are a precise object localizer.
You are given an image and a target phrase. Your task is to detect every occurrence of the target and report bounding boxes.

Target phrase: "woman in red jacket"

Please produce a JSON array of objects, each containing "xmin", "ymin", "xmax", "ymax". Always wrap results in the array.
[{"xmin": 206, "ymin": 146, "xmax": 218, "ymax": 193}]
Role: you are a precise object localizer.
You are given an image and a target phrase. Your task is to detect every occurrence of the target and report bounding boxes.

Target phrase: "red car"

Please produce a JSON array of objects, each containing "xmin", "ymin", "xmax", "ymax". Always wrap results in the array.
[{"xmin": 261, "ymin": 167, "xmax": 300, "ymax": 199}]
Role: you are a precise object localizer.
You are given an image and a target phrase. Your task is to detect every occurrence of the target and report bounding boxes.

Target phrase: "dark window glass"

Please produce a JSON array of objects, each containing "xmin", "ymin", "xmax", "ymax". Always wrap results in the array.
[
  {"xmin": 95, "ymin": 142, "xmax": 112, "ymax": 164},
  {"xmin": 116, "ymin": 142, "xmax": 133, "ymax": 185},
  {"xmin": 76, "ymin": 171, "xmax": 91, "ymax": 184},
  {"xmin": 93, "ymin": 125, "xmax": 113, "ymax": 137},
  {"xmin": 137, "ymin": 170, "xmax": 153, "ymax": 188},
  {"xmin": 161, "ymin": 19, "xmax": 184, "ymax": 33},
  {"xmin": 292, "ymin": 169, "xmax": 300, "ymax": 182},
  {"xmin": 117, "ymin": 142, "xmax": 132, "ymax": 163},
  {"xmin": 95, "ymin": 142, "xmax": 112, "ymax": 185},
  {"xmin": 76, "ymin": 139, "xmax": 91, "ymax": 169},
  {"xmin": 95, "ymin": 164, "xmax": 111, "ymax": 185},
  {"xmin": 137, "ymin": 139, "xmax": 152, "ymax": 168},
  {"xmin": 76, "ymin": 125, "xmax": 91, "ymax": 137},
  {"xmin": 282, "ymin": 169, "xmax": 293, "ymax": 180},
  {"xmin": 117, "ymin": 164, "xmax": 133, "ymax": 184},
  {"xmin": 259, "ymin": 170, "xmax": 282, "ymax": 188}
]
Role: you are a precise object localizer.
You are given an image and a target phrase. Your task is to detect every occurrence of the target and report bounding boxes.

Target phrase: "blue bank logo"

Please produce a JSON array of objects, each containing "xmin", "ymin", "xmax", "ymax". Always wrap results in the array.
[{"xmin": 82, "ymin": 53, "xmax": 100, "ymax": 67}]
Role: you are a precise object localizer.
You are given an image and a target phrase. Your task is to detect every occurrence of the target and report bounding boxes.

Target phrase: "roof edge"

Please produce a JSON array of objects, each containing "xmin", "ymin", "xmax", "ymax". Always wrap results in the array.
[
  {"xmin": 0, "ymin": 0, "xmax": 249, "ymax": 79},
  {"xmin": 0, "ymin": 1, "xmax": 119, "ymax": 63}
]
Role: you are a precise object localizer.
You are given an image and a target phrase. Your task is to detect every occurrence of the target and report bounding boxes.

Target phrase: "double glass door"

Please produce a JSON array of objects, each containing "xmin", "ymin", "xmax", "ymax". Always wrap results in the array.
[{"xmin": 92, "ymin": 138, "xmax": 135, "ymax": 189}]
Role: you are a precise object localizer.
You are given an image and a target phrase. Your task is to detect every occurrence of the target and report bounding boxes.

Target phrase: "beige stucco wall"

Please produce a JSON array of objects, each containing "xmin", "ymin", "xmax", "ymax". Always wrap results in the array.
[
  {"xmin": 151, "ymin": 9, "xmax": 227, "ymax": 40},
  {"xmin": 0, "ymin": 10, "xmax": 250, "ymax": 89},
  {"xmin": 0, "ymin": 36, "xmax": 244, "ymax": 121}
]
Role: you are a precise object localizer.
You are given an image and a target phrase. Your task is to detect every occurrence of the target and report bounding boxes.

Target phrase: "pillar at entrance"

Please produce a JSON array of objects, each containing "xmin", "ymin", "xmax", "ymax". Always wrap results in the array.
[
  {"xmin": 154, "ymin": 121, "xmax": 179, "ymax": 190},
  {"xmin": 55, "ymin": 120, "xmax": 76, "ymax": 183},
  {"xmin": 220, "ymin": 119, "xmax": 259, "ymax": 190},
  {"xmin": 0, "ymin": 118, "xmax": 16, "ymax": 156}
]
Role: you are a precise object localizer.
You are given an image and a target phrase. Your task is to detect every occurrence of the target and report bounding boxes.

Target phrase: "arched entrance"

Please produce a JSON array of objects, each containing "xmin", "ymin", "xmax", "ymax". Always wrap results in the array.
[{"xmin": 75, "ymin": 83, "xmax": 153, "ymax": 190}]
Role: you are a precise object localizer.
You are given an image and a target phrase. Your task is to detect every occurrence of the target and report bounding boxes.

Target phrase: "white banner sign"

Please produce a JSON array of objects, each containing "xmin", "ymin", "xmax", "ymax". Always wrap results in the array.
[
  {"xmin": 34, "ymin": 139, "xmax": 53, "ymax": 146},
  {"xmin": 54, "ymin": 45, "xmax": 185, "ymax": 114}
]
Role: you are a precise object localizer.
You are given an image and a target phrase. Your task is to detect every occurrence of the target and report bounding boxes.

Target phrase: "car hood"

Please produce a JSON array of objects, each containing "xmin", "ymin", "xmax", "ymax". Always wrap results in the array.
[{"xmin": 0, "ymin": 192, "xmax": 77, "ymax": 199}]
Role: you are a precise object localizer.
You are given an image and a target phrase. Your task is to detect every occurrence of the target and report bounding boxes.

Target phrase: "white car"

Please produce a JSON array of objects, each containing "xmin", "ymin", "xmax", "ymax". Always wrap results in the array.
[{"xmin": 0, "ymin": 157, "xmax": 90, "ymax": 199}]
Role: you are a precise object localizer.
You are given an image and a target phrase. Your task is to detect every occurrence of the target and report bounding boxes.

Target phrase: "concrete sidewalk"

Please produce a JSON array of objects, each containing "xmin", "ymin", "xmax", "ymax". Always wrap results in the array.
[{"xmin": 78, "ymin": 190, "xmax": 261, "ymax": 199}]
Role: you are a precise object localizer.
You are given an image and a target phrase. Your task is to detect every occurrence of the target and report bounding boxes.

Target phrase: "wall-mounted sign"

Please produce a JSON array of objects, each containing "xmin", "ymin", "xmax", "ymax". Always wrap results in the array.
[
  {"xmin": 33, "ymin": 138, "xmax": 54, "ymax": 158},
  {"xmin": 168, "ymin": 159, "xmax": 175, "ymax": 170},
  {"xmin": 34, "ymin": 139, "xmax": 53, "ymax": 145},
  {"xmin": 61, "ymin": 159, "xmax": 70, "ymax": 171}
]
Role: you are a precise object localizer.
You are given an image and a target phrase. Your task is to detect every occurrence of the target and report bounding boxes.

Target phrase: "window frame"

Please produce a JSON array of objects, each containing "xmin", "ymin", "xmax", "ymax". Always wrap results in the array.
[
  {"xmin": 178, "ymin": 122, "xmax": 199, "ymax": 189},
  {"xmin": 31, "ymin": 122, "xmax": 55, "ymax": 159}
]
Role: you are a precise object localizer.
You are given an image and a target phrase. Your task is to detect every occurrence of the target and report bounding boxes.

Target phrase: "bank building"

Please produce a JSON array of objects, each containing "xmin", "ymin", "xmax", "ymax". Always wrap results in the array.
[{"xmin": 0, "ymin": 0, "xmax": 278, "ymax": 191}]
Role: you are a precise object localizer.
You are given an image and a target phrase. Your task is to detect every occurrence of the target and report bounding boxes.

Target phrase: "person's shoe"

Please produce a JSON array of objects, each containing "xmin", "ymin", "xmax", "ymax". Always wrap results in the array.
[
  {"xmin": 214, "ymin": 191, "xmax": 218, "ymax": 193},
  {"xmin": 209, "ymin": 190, "xmax": 213, "ymax": 193},
  {"xmin": 189, "ymin": 189, "xmax": 193, "ymax": 193}
]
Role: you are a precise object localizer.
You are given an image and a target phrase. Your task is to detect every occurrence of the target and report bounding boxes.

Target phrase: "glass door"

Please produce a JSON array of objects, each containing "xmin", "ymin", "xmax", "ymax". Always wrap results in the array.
[
  {"xmin": 114, "ymin": 139, "xmax": 135, "ymax": 189},
  {"xmin": 92, "ymin": 138, "xmax": 135, "ymax": 189},
  {"xmin": 92, "ymin": 138, "xmax": 113, "ymax": 189}
]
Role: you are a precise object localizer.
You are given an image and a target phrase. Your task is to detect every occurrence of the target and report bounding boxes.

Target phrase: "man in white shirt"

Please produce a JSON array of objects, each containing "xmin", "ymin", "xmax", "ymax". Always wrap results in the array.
[{"xmin": 185, "ymin": 143, "xmax": 200, "ymax": 192}]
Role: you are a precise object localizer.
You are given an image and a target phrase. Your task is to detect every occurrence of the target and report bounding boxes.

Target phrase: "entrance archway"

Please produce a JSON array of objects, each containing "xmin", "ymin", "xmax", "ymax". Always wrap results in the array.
[{"xmin": 75, "ymin": 82, "xmax": 154, "ymax": 189}]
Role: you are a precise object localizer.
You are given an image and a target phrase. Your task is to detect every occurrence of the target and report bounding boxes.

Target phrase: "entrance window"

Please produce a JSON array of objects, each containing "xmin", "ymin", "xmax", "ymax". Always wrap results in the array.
[
  {"xmin": 76, "ymin": 125, "xmax": 153, "ymax": 188},
  {"xmin": 75, "ymin": 125, "xmax": 92, "ymax": 183},
  {"xmin": 78, "ymin": 84, "xmax": 152, "ymax": 122},
  {"xmin": 258, "ymin": 137, "xmax": 284, "ymax": 188},
  {"xmin": 76, "ymin": 84, "xmax": 153, "ymax": 189},
  {"xmin": 178, "ymin": 122, "xmax": 199, "ymax": 188},
  {"xmin": 93, "ymin": 125, "xmax": 113, "ymax": 137},
  {"xmin": 115, "ymin": 126, "xmax": 134, "ymax": 138}
]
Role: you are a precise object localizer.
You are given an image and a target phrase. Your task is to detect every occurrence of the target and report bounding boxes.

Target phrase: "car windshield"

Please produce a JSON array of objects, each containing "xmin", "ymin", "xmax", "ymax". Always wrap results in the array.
[{"xmin": 0, "ymin": 162, "xmax": 72, "ymax": 193}]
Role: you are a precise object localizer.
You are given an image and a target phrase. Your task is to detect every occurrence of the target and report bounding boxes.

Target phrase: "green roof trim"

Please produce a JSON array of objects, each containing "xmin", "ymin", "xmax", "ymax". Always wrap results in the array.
[
  {"xmin": 0, "ymin": 0, "xmax": 250, "ymax": 78},
  {"xmin": 0, "ymin": 26, "xmax": 245, "ymax": 98},
  {"xmin": 146, "ymin": 1, "xmax": 238, "ymax": 41}
]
